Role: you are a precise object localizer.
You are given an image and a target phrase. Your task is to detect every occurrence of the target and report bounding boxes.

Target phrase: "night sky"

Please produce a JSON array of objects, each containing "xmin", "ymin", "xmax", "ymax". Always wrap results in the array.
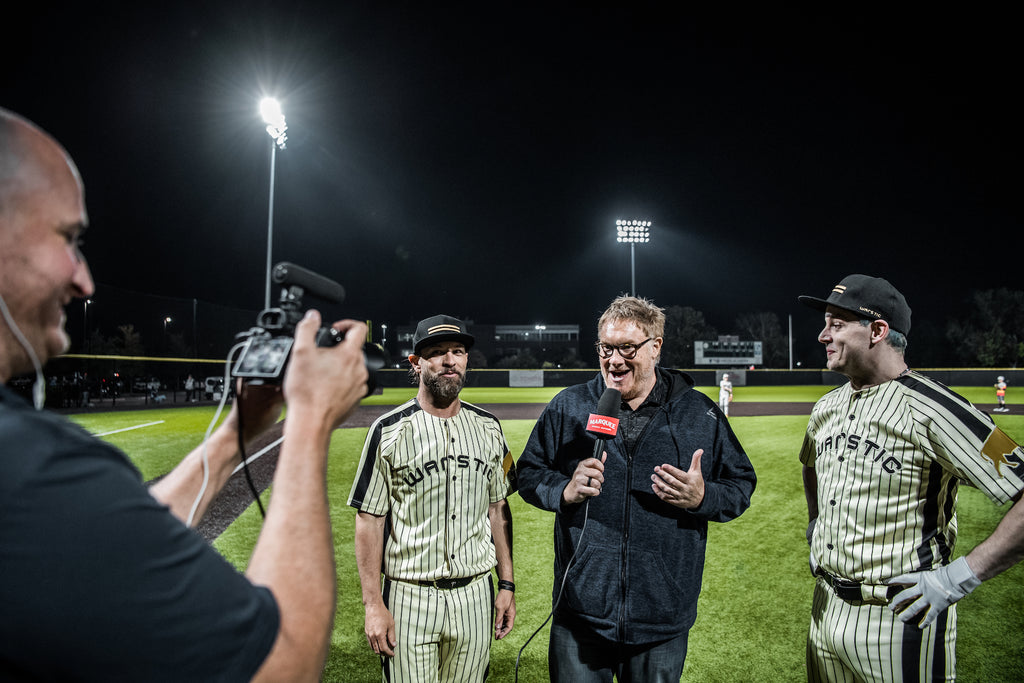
[{"xmin": 5, "ymin": 4, "xmax": 1020, "ymax": 367}]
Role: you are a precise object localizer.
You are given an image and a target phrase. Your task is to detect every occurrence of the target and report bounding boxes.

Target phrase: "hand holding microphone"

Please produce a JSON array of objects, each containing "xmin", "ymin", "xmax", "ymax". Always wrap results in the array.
[
  {"xmin": 564, "ymin": 453, "xmax": 607, "ymax": 505},
  {"xmin": 563, "ymin": 388, "xmax": 621, "ymax": 505}
]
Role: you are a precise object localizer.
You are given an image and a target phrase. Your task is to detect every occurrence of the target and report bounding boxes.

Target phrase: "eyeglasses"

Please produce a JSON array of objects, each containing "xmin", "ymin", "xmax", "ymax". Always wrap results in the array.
[{"xmin": 595, "ymin": 338, "xmax": 654, "ymax": 360}]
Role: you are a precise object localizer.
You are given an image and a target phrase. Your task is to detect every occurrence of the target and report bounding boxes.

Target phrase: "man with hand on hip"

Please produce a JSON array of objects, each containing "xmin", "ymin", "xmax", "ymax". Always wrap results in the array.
[{"xmin": 799, "ymin": 274, "xmax": 1024, "ymax": 682}]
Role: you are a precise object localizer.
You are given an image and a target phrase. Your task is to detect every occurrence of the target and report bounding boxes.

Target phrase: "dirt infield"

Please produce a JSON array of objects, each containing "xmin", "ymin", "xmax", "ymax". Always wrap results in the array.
[{"xmin": 194, "ymin": 401, "xmax": 813, "ymax": 540}]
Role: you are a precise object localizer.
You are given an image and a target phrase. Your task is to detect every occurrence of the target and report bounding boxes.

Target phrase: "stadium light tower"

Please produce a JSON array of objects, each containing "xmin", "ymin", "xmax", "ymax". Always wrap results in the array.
[
  {"xmin": 615, "ymin": 219, "xmax": 651, "ymax": 296},
  {"xmin": 163, "ymin": 316, "xmax": 173, "ymax": 352},
  {"xmin": 260, "ymin": 97, "xmax": 288, "ymax": 309},
  {"xmin": 82, "ymin": 298, "xmax": 93, "ymax": 349}
]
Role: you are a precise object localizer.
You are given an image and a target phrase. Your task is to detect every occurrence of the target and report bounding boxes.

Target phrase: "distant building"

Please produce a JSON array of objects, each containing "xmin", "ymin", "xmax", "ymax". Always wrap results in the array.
[{"xmin": 394, "ymin": 322, "xmax": 580, "ymax": 366}]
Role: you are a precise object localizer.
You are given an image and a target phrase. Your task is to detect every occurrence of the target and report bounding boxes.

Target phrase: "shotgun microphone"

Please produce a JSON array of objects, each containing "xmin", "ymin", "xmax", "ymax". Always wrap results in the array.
[{"xmin": 272, "ymin": 261, "xmax": 346, "ymax": 303}]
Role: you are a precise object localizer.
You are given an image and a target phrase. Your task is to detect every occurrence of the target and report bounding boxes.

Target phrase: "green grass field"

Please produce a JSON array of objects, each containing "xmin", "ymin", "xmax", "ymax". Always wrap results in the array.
[{"xmin": 71, "ymin": 387, "xmax": 1024, "ymax": 682}]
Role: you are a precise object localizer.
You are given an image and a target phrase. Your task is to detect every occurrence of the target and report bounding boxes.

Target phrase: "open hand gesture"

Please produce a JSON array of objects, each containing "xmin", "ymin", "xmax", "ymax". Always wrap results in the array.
[{"xmin": 652, "ymin": 449, "xmax": 705, "ymax": 509}]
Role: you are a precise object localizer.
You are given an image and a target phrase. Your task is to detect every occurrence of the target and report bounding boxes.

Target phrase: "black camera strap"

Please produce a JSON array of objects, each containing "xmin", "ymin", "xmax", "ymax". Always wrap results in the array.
[{"xmin": 235, "ymin": 392, "xmax": 267, "ymax": 519}]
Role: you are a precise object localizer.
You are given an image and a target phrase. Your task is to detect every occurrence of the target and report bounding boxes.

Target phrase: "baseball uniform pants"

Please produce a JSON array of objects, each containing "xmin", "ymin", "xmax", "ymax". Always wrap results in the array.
[
  {"xmin": 382, "ymin": 574, "xmax": 493, "ymax": 683},
  {"xmin": 807, "ymin": 576, "xmax": 957, "ymax": 682}
]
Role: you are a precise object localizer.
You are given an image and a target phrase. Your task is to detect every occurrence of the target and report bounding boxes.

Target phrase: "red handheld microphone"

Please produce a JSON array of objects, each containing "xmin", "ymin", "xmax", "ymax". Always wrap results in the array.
[{"xmin": 586, "ymin": 387, "xmax": 621, "ymax": 459}]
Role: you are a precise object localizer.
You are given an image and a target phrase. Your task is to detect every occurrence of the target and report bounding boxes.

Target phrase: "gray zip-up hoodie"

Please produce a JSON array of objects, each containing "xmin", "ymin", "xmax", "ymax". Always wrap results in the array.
[{"xmin": 517, "ymin": 368, "xmax": 756, "ymax": 644}]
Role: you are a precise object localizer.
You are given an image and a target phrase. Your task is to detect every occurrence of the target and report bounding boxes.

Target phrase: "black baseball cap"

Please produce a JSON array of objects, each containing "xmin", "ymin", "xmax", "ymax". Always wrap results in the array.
[
  {"xmin": 798, "ymin": 274, "xmax": 912, "ymax": 335},
  {"xmin": 412, "ymin": 314, "xmax": 475, "ymax": 355}
]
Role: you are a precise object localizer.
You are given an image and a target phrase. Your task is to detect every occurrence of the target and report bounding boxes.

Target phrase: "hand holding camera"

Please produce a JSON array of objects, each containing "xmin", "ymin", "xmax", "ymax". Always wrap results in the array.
[
  {"xmin": 284, "ymin": 311, "xmax": 369, "ymax": 430},
  {"xmin": 210, "ymin": 263, "xmax": 383, "ymax": 522},
  {"xmin": 232, "ymin": 262, "xmax": 383, "ymax": 393}
]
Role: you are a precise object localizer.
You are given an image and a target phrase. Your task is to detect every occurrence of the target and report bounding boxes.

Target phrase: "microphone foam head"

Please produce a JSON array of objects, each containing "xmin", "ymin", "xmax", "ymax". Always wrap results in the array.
[{"xmin": 596, "ymin": 387, "xmax": 621, "ymax": 419}]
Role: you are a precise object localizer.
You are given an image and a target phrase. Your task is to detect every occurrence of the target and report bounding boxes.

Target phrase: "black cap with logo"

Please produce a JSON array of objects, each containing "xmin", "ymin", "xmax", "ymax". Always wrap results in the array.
[
  {"xmin": 412, "ymin": 314, "xmax": 475, "ymax": 355},
  {"xmin": 798, "ymin": 274, "xmax": 912, "ymax": 335}
]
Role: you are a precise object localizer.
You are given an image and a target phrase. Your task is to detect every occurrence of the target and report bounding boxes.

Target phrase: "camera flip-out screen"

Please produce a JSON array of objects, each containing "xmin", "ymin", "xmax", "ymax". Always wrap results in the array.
[{"xmin": 233, "ymin": 336, "xmax": 294, "ymax": 379}]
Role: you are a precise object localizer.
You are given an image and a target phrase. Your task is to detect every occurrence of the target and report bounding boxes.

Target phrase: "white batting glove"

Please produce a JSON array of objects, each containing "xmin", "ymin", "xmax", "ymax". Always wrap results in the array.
[{"xmin": 886, "ymin": 557, "xmax": 981, "ymax": 628}]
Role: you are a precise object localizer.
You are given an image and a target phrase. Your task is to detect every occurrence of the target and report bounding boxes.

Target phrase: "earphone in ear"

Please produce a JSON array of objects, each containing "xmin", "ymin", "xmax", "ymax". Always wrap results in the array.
[{"xmin": 0, "ymin": 292, "xmax": 47, "ymax": 409}]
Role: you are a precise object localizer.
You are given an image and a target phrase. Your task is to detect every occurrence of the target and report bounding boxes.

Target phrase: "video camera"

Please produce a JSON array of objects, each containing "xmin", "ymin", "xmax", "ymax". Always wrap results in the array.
[{"xmin": 232, "ymin": 262, "xmax": 384, "ymax": 395}]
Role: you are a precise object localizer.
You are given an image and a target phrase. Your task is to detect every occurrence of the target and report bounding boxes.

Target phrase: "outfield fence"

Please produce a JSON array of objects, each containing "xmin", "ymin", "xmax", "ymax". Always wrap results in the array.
[{"xmin": 15, "ymin": 353, "xmax": 1022, "ymax": 411}]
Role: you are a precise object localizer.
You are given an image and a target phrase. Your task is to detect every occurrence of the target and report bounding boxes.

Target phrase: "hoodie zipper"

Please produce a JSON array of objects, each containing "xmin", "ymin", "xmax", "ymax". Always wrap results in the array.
[{"xmin": 617, "ymin": 409, "xmax": 664, "ymax": 642}]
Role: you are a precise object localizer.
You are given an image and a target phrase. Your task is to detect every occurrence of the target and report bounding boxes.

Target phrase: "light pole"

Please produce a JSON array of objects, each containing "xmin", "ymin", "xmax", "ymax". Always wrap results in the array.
[
  {"xmin": 260, "ymin": 97, "xmax": 288, "ymax": 309},
  {"xmin": 615, "ymin": 219, "xmax": 651, "ymax": 296},
  {"xmin": 82, "ymin": 298, "xmax": 92, "ymax": 350},
  {"xmin": 163, "ymin": 316, "xmax": 172, "ymax": 352}
]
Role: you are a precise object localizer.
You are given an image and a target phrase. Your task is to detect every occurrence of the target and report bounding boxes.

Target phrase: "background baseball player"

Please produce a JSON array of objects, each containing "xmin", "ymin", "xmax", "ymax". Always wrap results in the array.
[
  {"xmin": 798, "ymin": 274, "xmax": 1024, "ymax": 682},
  {"xmin": 348, "ymin": 314, "xmax": 517, "ymax": 683},
  {"xmin": 719, "ymin": 372, "xmax": 733, "ymax": 417},
  {"xmin": 994, "ymin": 375, "xmax": 1008, "ymax": 412}
]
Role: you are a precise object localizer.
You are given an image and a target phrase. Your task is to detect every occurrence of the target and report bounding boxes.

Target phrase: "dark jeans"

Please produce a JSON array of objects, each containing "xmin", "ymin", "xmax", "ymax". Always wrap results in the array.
[{"xmin": 549, "ymin": 617, "xmax": 689, "ymax": 683}]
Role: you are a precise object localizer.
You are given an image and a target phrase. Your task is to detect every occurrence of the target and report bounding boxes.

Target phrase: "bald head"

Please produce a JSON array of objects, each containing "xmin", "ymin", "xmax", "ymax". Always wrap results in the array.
[
  {"xmin": 0, "ymin": 109, "xmax": 93, "ymax": 381},
  {"xmin": 0, "ymin": 108, "xmax": 85, "ymax": 229}
]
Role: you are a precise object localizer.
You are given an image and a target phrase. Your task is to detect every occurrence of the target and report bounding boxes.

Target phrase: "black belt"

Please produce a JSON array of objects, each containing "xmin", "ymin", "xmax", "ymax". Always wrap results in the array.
[
  {"xmin": 414, "ymin": 575, "xmax": 479, "ymax": 590},
  {"xmin": 816, "ymin": 568, "xmax": 901, "ymax": 604}
]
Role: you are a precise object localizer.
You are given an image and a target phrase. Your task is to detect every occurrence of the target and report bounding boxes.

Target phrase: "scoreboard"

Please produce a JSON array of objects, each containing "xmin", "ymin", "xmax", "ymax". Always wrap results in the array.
[{"xmin": 694, "ymin": 339, "xmax": 762, "ymax": 366}]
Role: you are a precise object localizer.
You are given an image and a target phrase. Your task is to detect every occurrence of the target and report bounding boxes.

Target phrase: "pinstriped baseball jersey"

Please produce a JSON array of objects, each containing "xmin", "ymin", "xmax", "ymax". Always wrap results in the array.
[
  {"xmin": 800, "ymin": 371, "xmax": 1024, "ymax": 583},
  {"xmin": 348, "ymin": 398, "xmax": 517, "ymax": 582}
]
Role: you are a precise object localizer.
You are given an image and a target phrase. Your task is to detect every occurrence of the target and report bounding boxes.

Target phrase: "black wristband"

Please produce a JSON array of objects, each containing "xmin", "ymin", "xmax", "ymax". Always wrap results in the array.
[{"xmin": 497, "ymin": 579, "xmax": 515, "ymax": 593}]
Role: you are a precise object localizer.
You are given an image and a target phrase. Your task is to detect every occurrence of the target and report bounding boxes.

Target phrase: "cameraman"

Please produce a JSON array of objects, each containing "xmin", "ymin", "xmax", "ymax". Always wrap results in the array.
[{"xmin": 0, "ymin": 108, "xmax": 368, "ymax": 681}]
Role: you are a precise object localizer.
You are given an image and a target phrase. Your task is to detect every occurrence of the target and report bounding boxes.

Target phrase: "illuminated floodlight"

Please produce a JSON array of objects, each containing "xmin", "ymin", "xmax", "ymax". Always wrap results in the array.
[
  {"xmin": 260, "ymin": 97, "xmax": 288, "ymax": 149},
  {"xmin": 614, "ymin": 219, "xmax": 652, "ymax": 295},
  {"xmin": 259, "ymin": 97, "xmax": 281, "ymax": 122},
  {"xmin": 615, "ymin": 219, "xmax": 651, "ymax": 243}
]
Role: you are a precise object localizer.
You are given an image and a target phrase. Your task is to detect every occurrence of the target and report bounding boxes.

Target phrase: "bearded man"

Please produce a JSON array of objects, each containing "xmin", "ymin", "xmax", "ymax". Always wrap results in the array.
[{"xmin": 348, "ymin": 314, "xmax": 517, "ymax": 683}]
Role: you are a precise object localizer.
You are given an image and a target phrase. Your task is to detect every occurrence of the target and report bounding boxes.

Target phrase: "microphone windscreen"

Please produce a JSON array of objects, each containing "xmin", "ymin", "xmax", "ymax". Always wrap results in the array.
[
  {"xmin": 586, "ymin": 387, "xmax": 621, "ymax": 439},
  {"xmin": 272, "ymin": 262, "xmax": 346, "ymax": 303},
  {"xmin": 596, "ymin": 387, "xmax": 621, "ymax": 419}
]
